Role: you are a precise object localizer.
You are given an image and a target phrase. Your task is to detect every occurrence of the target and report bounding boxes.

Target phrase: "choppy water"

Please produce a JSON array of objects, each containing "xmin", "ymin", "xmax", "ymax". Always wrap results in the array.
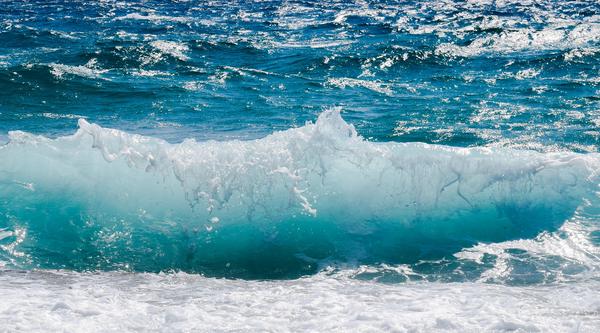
[{"xmin": 1, "ymin": 0, "xmax": 600, "ymax": 331}]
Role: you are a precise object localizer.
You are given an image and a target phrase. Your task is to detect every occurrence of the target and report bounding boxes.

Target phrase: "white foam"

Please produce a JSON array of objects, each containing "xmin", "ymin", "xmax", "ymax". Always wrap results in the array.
[
  {"xmin": 456, "ymin": 212, "xmax": 600, "ymax": 282},
  {"xmin": 271, "ymin": 39, "xmax": 354, "ymax": 49},
  {"xmin": 49, "ymin": 59, "xmax": 109, "ymax": 80},
  {"xmin": 326, "ymin": 77, "xmax": 393, "ymax": 95},
  {"xmin": 129, "ymin": 69, "xmax": 173, "ymax": 77},
  {"xmin": 0, "ymin": 270, "xmax": 598, "ymax": 332},
  {"xmin": 436, "ymin": 23, "xmax": 600, "ymax": 57},
  {"xmin": 149, "ymin": 41, "xmax": 190, "ymax": 62},
  {"xmin": 116, "ymin": 13, "xmax": 191, "ymax": 23},
  {"xmin": 41, "ymin": 113, "xmax": 87, "ymax": 120}
]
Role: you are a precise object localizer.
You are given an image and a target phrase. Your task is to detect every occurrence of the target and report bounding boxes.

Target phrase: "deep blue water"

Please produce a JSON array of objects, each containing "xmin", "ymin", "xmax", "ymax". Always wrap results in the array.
[
  {"xmin": 1, "ymin": 0, "xmax": 600, "ymax": 282},
  {"xmin": 1, "ymin": 0, "xmax": 599, "ymax": 149}
]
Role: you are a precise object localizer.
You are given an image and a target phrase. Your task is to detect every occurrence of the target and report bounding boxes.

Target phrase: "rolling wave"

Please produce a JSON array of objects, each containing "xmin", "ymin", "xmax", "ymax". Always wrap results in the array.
[{"xmin": 1, "ymin": 110, "xmax": 598, "ymax": 278}]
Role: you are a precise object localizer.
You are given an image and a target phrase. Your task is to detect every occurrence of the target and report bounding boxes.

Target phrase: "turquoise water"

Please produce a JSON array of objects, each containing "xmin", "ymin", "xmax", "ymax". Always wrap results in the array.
[{"xmin": 1, "ymin": 0, "xmax": 600, "ymax": 285}]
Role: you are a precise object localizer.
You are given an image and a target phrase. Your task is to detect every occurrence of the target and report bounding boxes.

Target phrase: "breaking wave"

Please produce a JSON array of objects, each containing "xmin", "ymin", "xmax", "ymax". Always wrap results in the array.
[{"xmin": 1, "ymin": 110, "xmax": 599, "ymax": 278}]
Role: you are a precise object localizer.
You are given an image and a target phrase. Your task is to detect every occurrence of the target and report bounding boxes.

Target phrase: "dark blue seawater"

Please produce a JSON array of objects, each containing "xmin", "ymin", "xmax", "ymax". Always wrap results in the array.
[
  {"xmin": 1, "ymin": 0, "xmax": 599, "ymax": 149},
  {"xmin": 1, "ymin": 0, "xmax": 600, "ymax": 285}
]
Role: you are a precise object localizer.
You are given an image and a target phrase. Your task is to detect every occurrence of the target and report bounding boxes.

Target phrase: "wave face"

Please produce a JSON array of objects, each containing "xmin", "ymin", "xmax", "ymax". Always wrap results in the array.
[{"xmin": 1, "ymin": 110, "xmax": 598, "ymax": 278}]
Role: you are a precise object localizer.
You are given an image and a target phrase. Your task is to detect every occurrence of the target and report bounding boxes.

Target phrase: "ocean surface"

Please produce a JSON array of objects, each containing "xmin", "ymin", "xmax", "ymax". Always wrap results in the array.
[{"xmin": 1, "ymin": 0, "xmax": 600, "ymax": 331}]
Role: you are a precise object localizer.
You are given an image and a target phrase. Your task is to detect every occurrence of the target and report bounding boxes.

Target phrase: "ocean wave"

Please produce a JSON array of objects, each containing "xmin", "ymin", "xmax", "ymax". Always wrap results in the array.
[
  {"xmin": 454, "ymin": 216, "xmax": 600, "ymax": 284},
  {"xmin": 0, "ymin": 110, "xmax": 598, "ymax": 277},
  {"xmin": 436, "ymin": 23, "xmax": 600, "ymax": 58},
  {"xmin": 49, "ymin": 59, "xmax": 109, "ymax": 80},
  {"xmin": 268, "ymin": 39, "xmax": 355, "ymax": 49},
  {"xmin": 148, "ymin": 40, "xmax": 190, "ymax": 62},
  {"xmin": 114, "ymin": 13, "xmax": 191, "ymax": 24},
  {"xmin": 326, "ymin": 77, "xmax": 394, "ymax": 95}
]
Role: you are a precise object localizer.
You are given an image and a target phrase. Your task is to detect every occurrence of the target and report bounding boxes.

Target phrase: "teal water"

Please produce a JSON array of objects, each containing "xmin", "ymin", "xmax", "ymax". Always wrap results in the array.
[{"xmin": 1, "ymin": 0, "xmax": 600, "ymax": 284}]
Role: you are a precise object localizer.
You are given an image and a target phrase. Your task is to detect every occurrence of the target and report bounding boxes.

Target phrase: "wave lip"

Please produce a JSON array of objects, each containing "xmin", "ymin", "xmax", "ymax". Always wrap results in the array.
[{"xmin": 1, "ymin": 110, "xmax": 598, "ymax": 277}]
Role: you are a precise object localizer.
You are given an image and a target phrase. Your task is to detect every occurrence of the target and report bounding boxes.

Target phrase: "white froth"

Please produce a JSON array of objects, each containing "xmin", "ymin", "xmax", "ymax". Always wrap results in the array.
[
  {"xmin": 326, "ymin": 77, "xmax": 393, "ymax": 95},
  {"xmin": 116, "ymin": 13, "xmax": 191, "ymax": 23},
  {"xmin": 0, "ymin": 270, "xmax": 598, "ymax": 332},
  {"xmin": 149, "ymin": 41, "xmax": 190, "ymax": 62},
  {"xmin": 436, "ymin": 23, "xmax": 600, "ymax": 57},
  {"xmin": 49, "ymin": 59, "xmax": 109, "ymax": 80}
]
